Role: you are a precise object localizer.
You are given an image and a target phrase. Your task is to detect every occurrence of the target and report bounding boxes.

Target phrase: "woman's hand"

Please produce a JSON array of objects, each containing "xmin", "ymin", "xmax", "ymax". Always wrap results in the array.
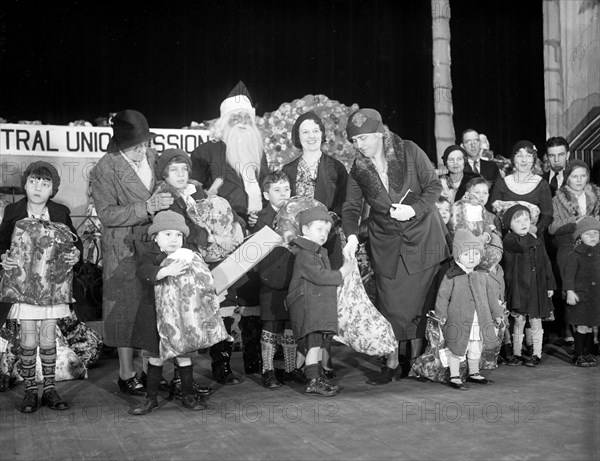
[
  {"xmin": 547, "ymin": 289, "xmax": 554, "ymax": 298},
  {"xmin": 566, "ymin": 290, "xmax": 578, "ymax": 305},
  {"xmin": 343, "ymin": 234, "xmax": 359, "ymax": 260},
  {"xmin": 390, "ymin": 204, "xmax": 415, "ymax": 221},
  {"xmin": 0, "ymin": 252, "xmax": 17, "ymax": 271},
  {"xmin": 147, "ymin": 192, "xmax": 174, "ymax": 214}
]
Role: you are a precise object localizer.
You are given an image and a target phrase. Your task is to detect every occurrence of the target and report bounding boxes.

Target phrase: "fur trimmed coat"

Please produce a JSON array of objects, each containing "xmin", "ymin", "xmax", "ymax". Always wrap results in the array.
[
  {"xmin": 342, "ymin": 130, "xmax": 449, "ymax": 278},
  {"xmin": 549, "ymin": 183, "xmax": 600, "ymax": 275},
  {"xmin": 435, "ymin": 262, "xmax": 504, "ymax": 356}
]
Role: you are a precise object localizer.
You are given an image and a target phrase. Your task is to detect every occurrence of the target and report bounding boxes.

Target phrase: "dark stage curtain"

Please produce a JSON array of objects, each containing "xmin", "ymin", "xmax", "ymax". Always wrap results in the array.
[{"xmin": 0, "ymin": 0, "xmax": 544, "ymax": 163}]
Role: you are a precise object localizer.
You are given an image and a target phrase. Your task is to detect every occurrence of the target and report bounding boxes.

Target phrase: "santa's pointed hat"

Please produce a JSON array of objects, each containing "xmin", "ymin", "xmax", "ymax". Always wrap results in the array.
[{"xmin": 220, "ymin": 80, "xmax": 255, "ymax": 118}]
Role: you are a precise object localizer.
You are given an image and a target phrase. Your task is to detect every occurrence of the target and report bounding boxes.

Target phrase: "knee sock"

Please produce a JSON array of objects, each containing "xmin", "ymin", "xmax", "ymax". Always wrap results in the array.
[
  {"xmin": 145, "ymin": 363, "xmax": 163, "ymax": 400},
  {"xmin": 585, "ymin": 333, "xmax": 594, "ymax": 356},
  {"xmin": 574, "ymin": 332, "xmax": 585, "ymax": 358},
  {"xmin": 512, "ymin": 315, "xmax": 526, "ymax": 356},
  {"xmin": 530, "ymin": 318, "xmax": 543, "ymax": 357},
  {"xmin": 282, "ymin": 330, "xmax": 297, "ymax": 373},
  {"xmin": 178, "ymin": 364, "xmax": 194, "ymax": 397},
  {"xmin": 305, "ymin": 363, "xmax": 319, "ymax": 380},
  {"xmin": 261, "ymin": 330, "xmax": 278, "ymax": 373},
  {"xmin": 39, "ymin": 346, "xmax": 57, "ymax": 393},
  {"xmin": 20, "ymin": 346, "xmax": 38, "ymax": 393},
  {"xmin": 467, "ymin": 358, "xmax": 480, "ymax": 376}
]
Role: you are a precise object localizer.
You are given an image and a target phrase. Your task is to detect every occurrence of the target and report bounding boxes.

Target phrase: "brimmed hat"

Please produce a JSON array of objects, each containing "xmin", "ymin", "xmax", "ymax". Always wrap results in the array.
[
  {"xmin": 220, "ymin": 81, "xmax": 255, "ymax": 118},
  {"xmin": 502, "ymin": 204, "xmax": 531, "ymax": 230},
  {"xmin": 291, "ymin": 111, "xmax": 326, "ymax": 149},
  {"xmin": 452, "ymin": 228, "xmax": 483, "ymax": 260},
  {"xmin": 108, "ymin": 110, "xmax": 156, "ymax": 153},
  {"xmin": 148, "ymin": 210, "xmax": 190, "ymax": 238},
  {"xmin": 298, "ymin": 206, "xmax": 333, "ymax": 229},
  {"xmin": 573, "ymin": 216, "xmax": 600, "ymax": 241},
  {"xmin": 346, "ymin": 108, "xmax": 384, "ymax": 139},
  {"xmin": 156, "ymin": 149, "xmax": 192, "ymax": 179},
  {"xmin": 21, "ymin": 161, "xmax": 60, "ymax": 198}
]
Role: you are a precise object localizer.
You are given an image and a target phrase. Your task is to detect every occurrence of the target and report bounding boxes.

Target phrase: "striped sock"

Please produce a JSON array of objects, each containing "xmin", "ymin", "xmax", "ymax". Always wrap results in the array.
[
  {"xmin": 282, "ymin": 330, "xmax": 297, "ymax": 373},
  {"xmin": 20, "ymin": 346, "xmax": 38, "ymax": 392},
  {"xmin": 39, "ymin": 346, "xmax": 57, "ymax": 393}
]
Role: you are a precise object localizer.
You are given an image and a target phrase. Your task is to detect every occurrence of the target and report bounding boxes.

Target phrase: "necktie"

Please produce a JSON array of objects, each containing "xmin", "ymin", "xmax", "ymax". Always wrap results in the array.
[
  {"xmin": 473, "ymin": 160, "xmax": 480, "ymax": 174},
  {"xmin": 550, "ymin": 173, "xmax": 558, "ymax": 191}
]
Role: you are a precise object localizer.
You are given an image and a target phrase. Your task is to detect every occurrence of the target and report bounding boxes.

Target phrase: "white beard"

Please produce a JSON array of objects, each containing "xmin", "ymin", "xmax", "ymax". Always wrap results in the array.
[{"xmin": 223, "ymin": 123, "xmax": 264, "ymax": 179}]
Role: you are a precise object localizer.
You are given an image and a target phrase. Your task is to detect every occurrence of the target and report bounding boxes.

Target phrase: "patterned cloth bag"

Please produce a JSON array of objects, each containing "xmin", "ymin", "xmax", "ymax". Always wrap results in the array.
[
  {"xmin": 334, "ymin": 259, "xmax": 397, "ymax": 356},
  {"xmin": 275, "ymin": 196, "xmax": 329, "ymax": 245},
  {"xmin": 154, "ymin": 248, "xmax": 232, "ymax": 361},
  {"xmin": 0, "ymin": 218, "xmax": 78, "ymax": 305},
  {"xmin": 409, "ymin": 312, "xmax": 451, "ymax": 383},
  {"xmin": 186, "ymin": 196, "xmax": 244, "ymax": 262},
  {"xmin": 57, "ymin": 310, "xmax": 103, "ymax": 369}
]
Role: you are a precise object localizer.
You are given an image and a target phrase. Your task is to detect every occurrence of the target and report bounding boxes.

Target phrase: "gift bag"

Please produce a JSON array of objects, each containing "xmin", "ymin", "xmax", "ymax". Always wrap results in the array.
[
  {"xmin": 0, "ymin": 218, "xmax": 78, "ymax": 305},
  {"xmin": 57, "ymin": 310, "xmax": 103, "ymax": 369},
  {"xmin": 186, "ymin": 196, "xmax": 244, "ymax": 262},
  {"xmin": 409, "ymin": 311, "xmax": 459, "ymax": 383},
  {"xmin": 155, "ymin": 248, "xmax": 232, "ymax": 361},
  {"xmin": 333, "ymin": 259, "xmax": 397, "ymax": 356}
]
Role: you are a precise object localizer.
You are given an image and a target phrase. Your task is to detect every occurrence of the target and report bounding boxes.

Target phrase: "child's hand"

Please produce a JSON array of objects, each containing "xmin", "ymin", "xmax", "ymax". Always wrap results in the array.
[
  {"xmin": 494, "ymin": 316, "xmax": 504, "ymax": 328},
  {"xmin": 339, "ymin": 260, "xmax": 353, "ymax": 279},
  {"xmin": 529, "ymin": 224, "xmax": 538, "ymax": 236},
  {"xmin": 0, "ymin": 252, "xmax": 17, "ymax": 270},
  {"xmin": 63, "ymin": 249, "xmax": 80, "ymax": 266},
  {"xmin": 343, "ymin": 235, "xmax": 359, "ymax": 260},
  {"xmin": 566, "ymin": 290, "xmax": 579, "ymax": 306},
  {"xmin": 147, "ymin": 192, "xmax": 174, "ymax": 214},
  {"xmin": 547, "ymin": 290, "xmax": 554, "ymax": 298},
  {"xmin": 162, "ymin": 259, "xmax": 189, "ymax": 277},
  {"xmin": 247, "ymin": 212, "xmax": 258, "ymax": 227},
  {"xmin": 478, "ymin": 232, "xmax": 491, "ymax": 245}
]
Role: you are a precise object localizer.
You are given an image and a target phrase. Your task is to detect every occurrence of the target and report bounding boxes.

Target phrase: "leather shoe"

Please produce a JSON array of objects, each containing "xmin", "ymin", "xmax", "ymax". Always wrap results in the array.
[
  {"xmin": 182, "ymin": 394, "xmax": 207, "ymax": 411},
  {"xmin": 132, "ymin": 398, "xmax": 158, "ymax": 416},
  {"xmin": 366, "ymin": 365, "xmax": 399, "ymax": 385},
  {"xmin": 261, "ymin": 370, "xmax": 282, "ymax": 389},
  {"xmin": 466, "ymin": 373, "xmax": 493, "ymax": 384},
  {"xmin": 448, "ymin": 378, "xmax": 469, "ymax": 391},
  {"xmin": 41, "ymin": 388, "xmax": 69, "ymax": 410},
  {"xmin": 117, "ymin": 375, "xmax": 145, "ymax": 396},
  {"xmin": 20, "ymin": 389, "xmax": 39, "ymax": 413}
]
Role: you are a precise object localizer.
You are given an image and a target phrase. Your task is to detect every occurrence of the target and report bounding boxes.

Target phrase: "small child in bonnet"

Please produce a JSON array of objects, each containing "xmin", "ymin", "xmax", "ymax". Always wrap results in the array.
[{"xmin": 435, "ymin": 229, "xmax": 504, "ymax": 390}]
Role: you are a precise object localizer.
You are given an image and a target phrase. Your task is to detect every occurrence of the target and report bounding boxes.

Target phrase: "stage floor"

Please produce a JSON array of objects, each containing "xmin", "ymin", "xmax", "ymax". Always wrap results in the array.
[{"xmin": 0, "ymin": 340, "xmax": 598, "ymax": 461}]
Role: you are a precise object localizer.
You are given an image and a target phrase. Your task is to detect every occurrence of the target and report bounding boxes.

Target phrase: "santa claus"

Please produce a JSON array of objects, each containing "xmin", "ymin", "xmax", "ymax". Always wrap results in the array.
[{"xmin": 191, "ymin": 81, "xmax": 268, "ymax": 383}]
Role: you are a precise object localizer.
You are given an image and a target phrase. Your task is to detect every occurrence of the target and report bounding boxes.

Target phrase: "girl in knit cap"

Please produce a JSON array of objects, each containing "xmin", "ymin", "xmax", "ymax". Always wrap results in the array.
[
  {"xmin": 132, "ymin": 210, "xmax": 229, "ymax": 415},
  {"xmin": 435, "ymin": 229, "xmax": 504, "ymax": 390},
  {"xmin": 563, "ymin": 217, "xmax": 600, "ymax": 367},
  {"xmin": 0, "ymin": 161, "xmax": 82, "ymax": 413},
  {"xmin": 502, "ymin": 205, "xmax": 556, "ymax": 367}
]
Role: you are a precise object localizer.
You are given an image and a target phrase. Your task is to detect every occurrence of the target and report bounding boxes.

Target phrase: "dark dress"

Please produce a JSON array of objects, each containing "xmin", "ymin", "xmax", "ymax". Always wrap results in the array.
[
  {"xmin": 0, "ymin": 198, "xmax": 83, "ymax": 326},
  {"xmin": 562, "ymin": 242, "xmax": 600, "ymax": 326}
]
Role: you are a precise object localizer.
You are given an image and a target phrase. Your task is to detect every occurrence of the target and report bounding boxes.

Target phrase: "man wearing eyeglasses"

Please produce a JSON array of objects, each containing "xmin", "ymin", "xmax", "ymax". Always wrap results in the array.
[{"xmin": 461, "ymin": 128, "xmax": 500, "ymax": 187}]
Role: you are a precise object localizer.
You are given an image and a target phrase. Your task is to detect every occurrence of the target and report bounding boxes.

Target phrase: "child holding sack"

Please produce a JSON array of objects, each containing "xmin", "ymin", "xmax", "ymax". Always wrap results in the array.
[
  {"xmin": 563, "ymin": 217, "xmax": 600, "ymax": 367},
  {"xmin": 286, "ymin": 206, "xmax": 352, "ymax": 396},
  {"xmin": 0, "ymin": 161, "xmax": 81, "ymax": 413},
  {"xmin": 132, "ymin": 210, "xmax": 229, "ymax": 415},
  {"xmin": 435, "ymin": 229, "xmax": 504, "ymax": 390}
]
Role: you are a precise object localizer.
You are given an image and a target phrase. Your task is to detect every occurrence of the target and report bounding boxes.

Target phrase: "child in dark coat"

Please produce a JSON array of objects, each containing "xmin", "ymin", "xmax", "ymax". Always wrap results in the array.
[
  {"xmin": 253, "ymin": 171, "xmax": 296, "ymax": 389},
  {"xmin": 286, "ymin": 206, "xmax": 352, "ymax": 396},
  {"xmin": 502, "ymin": 205, "xmax": 556, "ymax": 367},
  {"xmin": 564, "ymin": 217, "xmax": 600, "ymax": 367},
  {"xmin": 435, "ymin": 229, "xmax": 504, "ymax": 390}
]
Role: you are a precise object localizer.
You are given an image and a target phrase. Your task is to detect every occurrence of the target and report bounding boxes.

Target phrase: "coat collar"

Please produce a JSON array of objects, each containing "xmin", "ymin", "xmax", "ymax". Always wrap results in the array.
[
  {"xmin": 293, "ymin": 236, "xmax": 324, "ymax": 253},
  {"xmin": 574, "ymin": 242, "xmax": 600, "ymax": 254},
  {"xmin": 446, "ymin": 260, "xmax": 486, "ymax": 279},
  {"xmin": 554, "ymin": 183, "xmax": 600, "ymax": 217},
  {"xmin": 107, "ymin": 148, "xmax": 157, "ymax": 195}
]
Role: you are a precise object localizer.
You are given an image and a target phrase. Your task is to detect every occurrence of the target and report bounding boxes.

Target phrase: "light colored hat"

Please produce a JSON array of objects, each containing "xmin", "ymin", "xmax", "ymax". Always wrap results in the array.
[
  {"xmin": 148, "ymin": 210, "xmax": 189, "ymax": 238},
  {"xmin": 220, "ymin": 81, "xmax": 255, "ymax": 118},
  {"xmin": 452, "ymin": 228, "xmax": 483, "ymax": 260}
]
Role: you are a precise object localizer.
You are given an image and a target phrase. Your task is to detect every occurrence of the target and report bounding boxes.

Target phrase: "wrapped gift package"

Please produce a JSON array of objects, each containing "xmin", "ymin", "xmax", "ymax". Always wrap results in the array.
[
  {"xmin": 155, "ymin": 249, "xmax": 231, "ymax": 361},
  {"xmin": 0, "ymin": 218, "xmax": 77, "ymax": 305},
  {"xmin": 211, "ymin": 225, "xmax": 282, "ymax": 295}
]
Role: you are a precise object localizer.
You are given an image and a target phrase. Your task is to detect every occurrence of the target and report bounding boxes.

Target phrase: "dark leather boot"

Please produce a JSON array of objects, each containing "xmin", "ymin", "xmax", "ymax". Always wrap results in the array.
[
  {"xmin": 240, "ymin": 315, "xmax": 263, "ymax": 374},
  {"xmin": 210, "ymin": 340, "xmax": 240, "ymax": 385}
]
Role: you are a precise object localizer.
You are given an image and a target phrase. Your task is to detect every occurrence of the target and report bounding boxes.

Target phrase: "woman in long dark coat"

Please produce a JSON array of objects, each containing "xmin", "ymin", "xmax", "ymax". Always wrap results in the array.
[{"xmin": 342, "ymin": 109, "xmax": 450, "ymax": 384}]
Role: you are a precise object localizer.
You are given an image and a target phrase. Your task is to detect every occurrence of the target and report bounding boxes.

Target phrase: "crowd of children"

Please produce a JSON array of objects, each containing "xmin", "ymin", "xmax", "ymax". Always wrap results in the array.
[{"xmin": 1, "ymin": 141, "xmax": 599, "ymax": 413}]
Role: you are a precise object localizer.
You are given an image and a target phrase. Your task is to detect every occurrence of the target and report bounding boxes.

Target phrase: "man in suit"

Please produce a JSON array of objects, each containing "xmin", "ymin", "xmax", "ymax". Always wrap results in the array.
[
  {"xmin": 543, "ymin": 136, "xmax": 570, "ymax": 197},
  {"xmin": 461, "ymin": 128, "xmax": 500, "ymax": 187}
]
